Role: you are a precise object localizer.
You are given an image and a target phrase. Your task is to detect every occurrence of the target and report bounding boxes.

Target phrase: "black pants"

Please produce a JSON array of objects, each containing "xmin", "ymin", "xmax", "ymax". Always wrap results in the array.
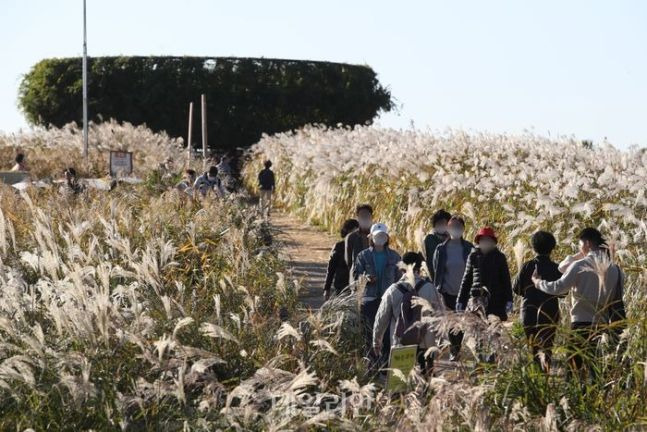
[
  {"xmin": 524, "ymin": 323, "xmax": 557, "ymax": 371},
  {"xmin": 441, "ymin": 293, "xmax": 464, "ymax": 356},
  {"xmin": 361, "ymin": 298, "xmax": 390, "ymax": 366},
  {"xmin": 417, "ymin": 347, "xmax": 434, "ymax": 375}
]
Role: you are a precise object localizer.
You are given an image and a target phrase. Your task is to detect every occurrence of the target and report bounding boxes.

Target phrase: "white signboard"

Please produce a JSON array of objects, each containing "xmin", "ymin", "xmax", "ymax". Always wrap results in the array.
[{"xmin": 110, "ymin": 151, "xmax": 133, "ymax": 177}]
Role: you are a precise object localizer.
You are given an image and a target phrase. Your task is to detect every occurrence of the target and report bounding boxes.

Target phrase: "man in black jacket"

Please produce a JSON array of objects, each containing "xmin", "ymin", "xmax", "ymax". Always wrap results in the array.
[
  {"xmin": 457, "ymin": 226, "xmax": 513, "ymax": 321},
  {"xmin": 324, "ymin": 219, "xmax": 359, "ymax": 300},
  {"xmin": 345, "ymin": 204, "xmax": 374, "ymax": 280},
  {"xmin": 513, "ymin": 231, "xmax": 562, "ymax": 372},
  {"xmin": 258, "ymin": 160, "xmax": 275, "ymax": 217}
]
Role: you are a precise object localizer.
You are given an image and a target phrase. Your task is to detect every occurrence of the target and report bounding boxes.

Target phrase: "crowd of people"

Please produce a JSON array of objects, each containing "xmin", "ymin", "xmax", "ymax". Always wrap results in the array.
[{"xmin": 323, "ymin": 204, "xmax": 627, "ymax": 379}]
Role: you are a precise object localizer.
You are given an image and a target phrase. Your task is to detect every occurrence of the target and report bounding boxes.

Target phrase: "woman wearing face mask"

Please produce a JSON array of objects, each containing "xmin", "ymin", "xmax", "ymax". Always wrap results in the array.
[
  {"xmin": 432, "ymin": 215, "xmax": 473, "ymax": 361},
  {"xmin": 456, "ymin": 227, "xmax": 513, "ymax": 322},
  {"xmin": 352, "ymin": 223, "xmax": 402, "ymax": 362},
  {"xmin": 422, "ymin": 209, "xmax": 452, "ymax": 279},
  {"xmin": 346, "ymin": 204, "xmax": 374, "ymax": 279}
]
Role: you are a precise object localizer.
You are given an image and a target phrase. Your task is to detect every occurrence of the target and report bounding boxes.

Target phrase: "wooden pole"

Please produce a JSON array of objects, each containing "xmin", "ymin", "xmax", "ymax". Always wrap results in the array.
[
  {"xmin": 201, "ymin": 94, "xmax": 207, "ymax": 169},
  {"xmin": 187, "ymin": 102, "xmax": 193, "ymax": 167}
]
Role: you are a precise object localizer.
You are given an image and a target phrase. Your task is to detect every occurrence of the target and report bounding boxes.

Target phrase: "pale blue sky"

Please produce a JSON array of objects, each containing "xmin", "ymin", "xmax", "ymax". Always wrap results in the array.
[{"xmin": 1, "ymin": 0, "xmax": 645, "ymax": 148}]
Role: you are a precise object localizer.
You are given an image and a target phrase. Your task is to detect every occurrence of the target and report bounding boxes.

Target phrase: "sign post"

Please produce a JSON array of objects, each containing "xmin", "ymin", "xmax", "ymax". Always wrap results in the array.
[
  {"xmin": 109, "ymin": 151, "xmax": 133, "ymax": 177},
  {"xmin": 82, "ymin": 0, "xmax": 89, "ymax": 159},
  {"xmin": 385, "ymin": 345, "xmax": 418, "ymax": 393}
]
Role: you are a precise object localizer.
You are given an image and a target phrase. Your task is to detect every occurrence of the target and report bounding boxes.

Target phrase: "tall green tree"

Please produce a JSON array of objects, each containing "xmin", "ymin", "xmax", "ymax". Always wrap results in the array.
[{"xmin": 19, "ymin": 56, "xmax": 394, "ymax": 151}]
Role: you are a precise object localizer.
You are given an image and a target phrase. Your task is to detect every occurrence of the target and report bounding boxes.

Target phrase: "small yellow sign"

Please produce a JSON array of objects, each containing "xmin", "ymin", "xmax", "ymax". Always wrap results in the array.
[{"xmin": 385, "ymin": 345, "xmax": 418, "ymax": 392}]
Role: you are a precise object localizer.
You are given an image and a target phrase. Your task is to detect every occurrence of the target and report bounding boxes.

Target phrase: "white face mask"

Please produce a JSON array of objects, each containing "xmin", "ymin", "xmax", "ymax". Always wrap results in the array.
[
  {"xmin": 448, "ymin": 227, "xmax": 464, "ymax": 240},
  {"xmin": 358, "ymin": 217, "xmax": 373, "ymax": 230},
  {"xmin": 479, "ymin": 240, "xmax": 496, "ymax": 253},
  {"xmin": 373, "ymin": 233, "xmax": 388, "ymax": 247}
]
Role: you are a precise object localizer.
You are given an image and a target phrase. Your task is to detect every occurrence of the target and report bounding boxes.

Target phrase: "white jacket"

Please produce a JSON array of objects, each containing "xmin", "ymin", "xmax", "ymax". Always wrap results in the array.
[{"xmin": 372, "ymin": 274, "xmax": 445, "ymax": 349}]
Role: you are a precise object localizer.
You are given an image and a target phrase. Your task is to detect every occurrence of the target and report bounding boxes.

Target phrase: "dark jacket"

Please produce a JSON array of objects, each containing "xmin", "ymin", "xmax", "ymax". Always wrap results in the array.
[
  {"xmin": 422, "ymin": 232, "xmax": 448, "ymax": 278},
  {"xmin": 258, "ymin": 168, "xmax": 275, "ymax": 190},
  {"xmin": 432, "ymin": 238, "xmax": 474, "ymax": 294},
  {"xmin": 345, "ymin": 229, "xmax": 370, "ymax": 280},
  {"xmin": 458, "ymin": 248, "xmax": 513, "ymax": 320},
  {"xmin": 352, "ymin": 247, "xmax": 402, "ymax": 300},
  {"xmin": 324, "ymin": 240, "xmax": 350, "ymax": 294},
  {"xmin": 513, "ymin": 255, "xmax": 562, "ymax": 327}
]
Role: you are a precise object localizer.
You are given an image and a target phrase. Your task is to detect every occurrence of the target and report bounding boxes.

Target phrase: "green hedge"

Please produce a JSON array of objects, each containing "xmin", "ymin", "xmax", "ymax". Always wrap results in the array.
[{"xmin": 18, "ymin": 56, "xmax": 394, "ymax": 151}]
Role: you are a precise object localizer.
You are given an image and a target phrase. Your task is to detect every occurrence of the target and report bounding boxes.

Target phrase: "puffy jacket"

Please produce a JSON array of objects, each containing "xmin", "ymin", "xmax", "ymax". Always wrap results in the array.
[
  {"xmin": 457, "ymin": 247, "xmax": 513, "ymax": 320},
  {"xmin": 432, "ymin": 238, "xmax": 474, "ymax": 294},
  {"xmin": 513, "ymin": 255, "xmax": 562, "ymax": 327},
  {"xmin": 352, "ymin": 247, "xmax": 402, "ymax": 300},
  {"xmin": 324, "ymin": 240, "xmax": 350, "ymax": 294}
]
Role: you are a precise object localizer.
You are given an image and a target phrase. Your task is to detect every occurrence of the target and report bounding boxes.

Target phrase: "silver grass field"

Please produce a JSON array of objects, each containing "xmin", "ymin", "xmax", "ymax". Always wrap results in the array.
[{"xmin": 0, "ymin": 122, "xmax": 644, "ymax": 430}]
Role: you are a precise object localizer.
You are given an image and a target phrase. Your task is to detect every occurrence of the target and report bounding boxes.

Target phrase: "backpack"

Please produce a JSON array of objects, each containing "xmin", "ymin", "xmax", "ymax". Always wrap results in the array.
[{"xmin": 394, "ymin": 279, "xmax": 429, "ymax": 345}]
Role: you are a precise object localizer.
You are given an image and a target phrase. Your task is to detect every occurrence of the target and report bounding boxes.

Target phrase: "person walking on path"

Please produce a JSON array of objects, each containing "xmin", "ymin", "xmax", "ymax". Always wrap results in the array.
[
  {"xmin": 531, "ymin": 227, "xmax": 626, "ymax": 379},
  {"xmin": 353, "ymin": 223, "xmax": 401, "ymax": 364},
  {"xmin": 258, "ymin": 160, "xmax": 275, "ymax": 217},
  {"xmin": 422, "ymin": 209, "xmax": 451, "ymax": 278},
  {"xmin": 323, "ymin": 219, "xmax": 359, "ymax": 300},
  {"xmin": 346, "ymin": 204, "xmax": 374, "ymax": 279},
  {"xmin": 456, "ymin": 226, "xmax": 513, "ymax": 362},
  {"xmin": 373, "ymin": 252, "xmax": 445, "ymax": 375},
  {"xmin": 432, "ymin": 215, "xmax": 473, "ymax": 361},
  {"xmin": 457, "ymin": 226, "xmax": 513, "ymax": 320},
  {"xmin": 513, "ymin": 230, "xmax": 562, "ymax": 372}
]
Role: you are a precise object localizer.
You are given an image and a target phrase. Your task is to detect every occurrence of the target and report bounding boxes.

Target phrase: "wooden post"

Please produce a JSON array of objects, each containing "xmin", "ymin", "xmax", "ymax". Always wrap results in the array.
[
  {"xmin": 187, "ymin": 101, "xmax": 193, "ymax": 167},
  {"xmin": 201, "ymin": 94, "xmax": 207, "ymax": 169}
]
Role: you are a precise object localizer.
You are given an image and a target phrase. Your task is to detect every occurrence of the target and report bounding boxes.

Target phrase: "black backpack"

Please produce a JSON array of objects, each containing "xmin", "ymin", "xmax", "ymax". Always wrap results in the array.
[{"xmin": 394, "ymin": 279, "xmax": 428, "ymax": 345}]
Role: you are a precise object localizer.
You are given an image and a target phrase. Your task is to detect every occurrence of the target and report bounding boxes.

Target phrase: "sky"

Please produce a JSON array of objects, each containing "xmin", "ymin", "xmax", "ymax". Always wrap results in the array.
[{"xmin": 1, "ymin": 0, "xmax": 646, "ymax": 148}]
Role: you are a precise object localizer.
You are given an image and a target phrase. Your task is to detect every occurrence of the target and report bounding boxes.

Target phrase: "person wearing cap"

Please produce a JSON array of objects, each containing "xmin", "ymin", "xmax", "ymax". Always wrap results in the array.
[
  {"xmin": 352, "ymin": 222, "xmax": 402, "ymax": 360},
  {"xmin": 531, "ymin": 227, "xmax": 626, "ymax": 378},
  {"xmin": 457, "ymin": 226, "xmax": 513, "ymax": 321},
  {"xmin": 373, "ymin": 252, "xmax": 444, "ymax": 375},
  {"xmin": 513, "ymin": 231, "xmax": 563, "ymax": 372},
  {"xmin": 346, "ymin": 204, "xmax": 374, "ymax": 279},
  {"xmin": 432, "ymin": 215, "xmax": 474, "ymax": 361},
  {"xmin": 421, "ymin": 209, "xmax": 451, "ymax": 278}
]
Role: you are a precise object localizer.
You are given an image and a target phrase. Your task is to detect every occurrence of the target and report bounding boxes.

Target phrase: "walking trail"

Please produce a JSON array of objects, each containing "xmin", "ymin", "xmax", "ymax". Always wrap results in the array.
[
  {"xmin": 271, "ymin": 210, "xmax": 337, "ymax": 310},
  {"xmin": 270, "ymin": 209, "xmax": 459, "ymax": 375}
]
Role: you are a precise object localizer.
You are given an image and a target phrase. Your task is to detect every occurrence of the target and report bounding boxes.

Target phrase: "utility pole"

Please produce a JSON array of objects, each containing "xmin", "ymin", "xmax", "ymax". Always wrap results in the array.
[{"xmin": 82, "ymin": 0, "xmax": 89, "ymax": 159}]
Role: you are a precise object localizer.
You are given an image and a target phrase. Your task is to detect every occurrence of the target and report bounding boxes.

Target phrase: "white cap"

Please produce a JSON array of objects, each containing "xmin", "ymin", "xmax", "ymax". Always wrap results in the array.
[{"xmin": 370, "ymin": 223, "xmax": 389, "ymax": 236}]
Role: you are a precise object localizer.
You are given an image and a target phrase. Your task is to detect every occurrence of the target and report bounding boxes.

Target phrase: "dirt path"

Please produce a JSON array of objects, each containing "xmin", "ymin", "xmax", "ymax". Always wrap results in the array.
[{"xmin": 271, "ymin": 211, "xmax": 338, "ymax": 310}]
